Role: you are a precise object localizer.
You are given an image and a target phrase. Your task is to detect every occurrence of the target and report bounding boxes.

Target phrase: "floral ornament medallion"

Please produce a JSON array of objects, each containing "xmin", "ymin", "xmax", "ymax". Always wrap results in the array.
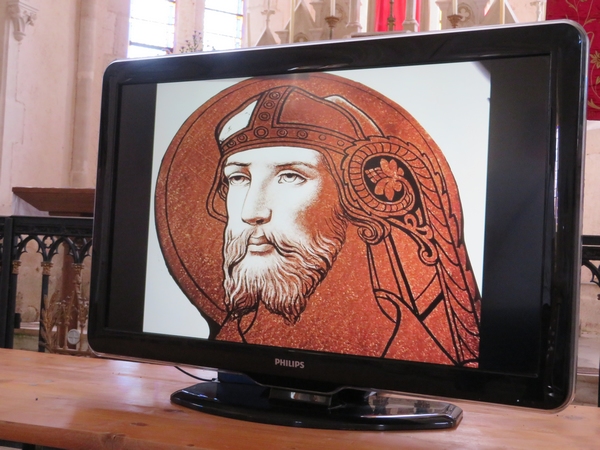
[
  {"xmin": 341, "ymin": 136, "xmax": 441, "ymax": 262},
  {"xmin": 343, "ymin": 137, "xmax": 420, "ymax": 219}
]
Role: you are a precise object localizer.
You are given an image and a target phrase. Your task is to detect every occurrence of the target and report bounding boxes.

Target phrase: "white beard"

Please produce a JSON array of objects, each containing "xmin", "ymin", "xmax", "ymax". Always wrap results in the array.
[{"xmin": 223, "ymin": 206, "xmax": 347, "ymax": 324}]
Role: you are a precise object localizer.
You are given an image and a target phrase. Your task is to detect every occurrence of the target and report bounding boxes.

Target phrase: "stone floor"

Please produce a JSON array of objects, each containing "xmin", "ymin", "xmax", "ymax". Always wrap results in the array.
[{"xmin": 574, "ymin": 332, "xmax": 599, "ymax": 406}]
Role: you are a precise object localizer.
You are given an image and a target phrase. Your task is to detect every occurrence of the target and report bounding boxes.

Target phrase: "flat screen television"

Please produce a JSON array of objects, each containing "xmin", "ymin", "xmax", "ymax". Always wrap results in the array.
[{"xmin": 89, "ymin": 21, "xmax": 588, "ymax": 430}]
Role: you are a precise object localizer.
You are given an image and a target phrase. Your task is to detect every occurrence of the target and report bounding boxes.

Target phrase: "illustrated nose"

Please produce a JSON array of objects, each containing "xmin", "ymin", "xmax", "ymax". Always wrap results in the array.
[{"xmin": 241, "ymin": 186, "xmax": 272, "ymax": 226}]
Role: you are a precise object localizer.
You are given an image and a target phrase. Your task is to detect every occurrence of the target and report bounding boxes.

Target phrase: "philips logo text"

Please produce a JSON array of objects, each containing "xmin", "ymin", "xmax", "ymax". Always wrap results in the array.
[{"xmin": 275, "ymin": 358, "xmax": 305, "ymax": 369}]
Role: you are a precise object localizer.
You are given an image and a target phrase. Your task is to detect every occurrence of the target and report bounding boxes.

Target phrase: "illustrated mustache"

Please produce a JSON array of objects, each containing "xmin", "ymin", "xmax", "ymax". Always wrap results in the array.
[{"xmin": 225, "ymin": 228, "xmax": 301, "ymax": 273}]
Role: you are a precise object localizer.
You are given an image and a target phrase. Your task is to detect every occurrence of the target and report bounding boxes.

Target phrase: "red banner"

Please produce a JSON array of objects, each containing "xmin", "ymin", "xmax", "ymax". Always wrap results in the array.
[
  {"xmin": 375, "ymin": 0, "xmax": 421, "ymax": 32},
  {"xmin": 546, "ymin": 1, "xmax": 600, "ymax": 120}
]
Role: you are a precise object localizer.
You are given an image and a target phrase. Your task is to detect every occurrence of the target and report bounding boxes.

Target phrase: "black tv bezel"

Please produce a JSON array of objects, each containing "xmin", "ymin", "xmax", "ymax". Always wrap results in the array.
[{"xmin": 89, "ymin": 21, "xmax": 587, "ymax": 410}]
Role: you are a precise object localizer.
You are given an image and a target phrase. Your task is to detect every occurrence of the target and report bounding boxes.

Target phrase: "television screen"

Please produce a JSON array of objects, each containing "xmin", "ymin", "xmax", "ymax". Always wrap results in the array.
[{"xmin": 89, "ymin": 21, "xmax": 587, "ymax": 426}]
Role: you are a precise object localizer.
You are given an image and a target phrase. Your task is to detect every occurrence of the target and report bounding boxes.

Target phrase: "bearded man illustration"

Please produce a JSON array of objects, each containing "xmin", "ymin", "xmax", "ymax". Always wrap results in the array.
[{"xmin": 155, "ymin": 73, "xmax": 481, "ymax": 367}]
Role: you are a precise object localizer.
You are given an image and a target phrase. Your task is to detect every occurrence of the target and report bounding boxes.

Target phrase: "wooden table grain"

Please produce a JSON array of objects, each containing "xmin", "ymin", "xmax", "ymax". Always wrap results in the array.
[{"xmin": 0, "ymin": 348, "xmax": 598, "ymax": 449}]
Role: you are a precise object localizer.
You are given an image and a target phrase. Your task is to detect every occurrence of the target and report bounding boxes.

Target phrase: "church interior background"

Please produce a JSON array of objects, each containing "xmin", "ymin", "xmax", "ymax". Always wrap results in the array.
[{"xmin": 0, "ymin": 0, "xmax": 598, "ymax": 404}]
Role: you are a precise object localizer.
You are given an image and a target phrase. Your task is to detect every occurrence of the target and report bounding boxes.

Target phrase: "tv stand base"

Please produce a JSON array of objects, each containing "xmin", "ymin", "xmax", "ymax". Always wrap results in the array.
[{"xmin": 171, "ymin": 379, "xmax": 462, "ymax": 430}]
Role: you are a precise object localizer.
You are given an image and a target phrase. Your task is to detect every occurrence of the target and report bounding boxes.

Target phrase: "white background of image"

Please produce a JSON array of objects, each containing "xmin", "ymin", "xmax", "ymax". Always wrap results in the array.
[{"xmin": 144, "ymin": 62, "xmax": 491, "ymax": 338}]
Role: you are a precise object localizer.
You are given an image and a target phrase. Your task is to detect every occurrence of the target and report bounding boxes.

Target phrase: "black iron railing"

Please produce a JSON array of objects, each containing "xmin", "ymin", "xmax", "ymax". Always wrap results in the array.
[
  {"xmin": 0, "ymin": 216, "xmax": 93, "ymax": 352},
  {"xmin": 582, "ymin": 235, "xmax": 600, "ymax": 290}
]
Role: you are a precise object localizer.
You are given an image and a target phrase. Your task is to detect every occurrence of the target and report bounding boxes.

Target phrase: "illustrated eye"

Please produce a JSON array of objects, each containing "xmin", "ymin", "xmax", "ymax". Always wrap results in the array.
[
  {"xmin": 278, "ymin": 172, "xmax": 306, "ymax": 185},
  {"xmin": 227, "ymin": 173, "xmax": 250, "ymax": 186}
]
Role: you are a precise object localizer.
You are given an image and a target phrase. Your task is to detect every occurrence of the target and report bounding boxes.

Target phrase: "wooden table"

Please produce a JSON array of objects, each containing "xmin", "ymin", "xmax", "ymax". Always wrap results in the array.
[{"xmin": 0, "ymin": 349, "xmax": 598, "ymax": 449}]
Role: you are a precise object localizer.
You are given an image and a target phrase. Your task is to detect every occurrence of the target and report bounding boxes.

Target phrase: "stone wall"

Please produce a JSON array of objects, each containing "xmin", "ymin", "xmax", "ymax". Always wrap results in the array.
[
  {"xmin": 581, "ymin": 123, "xmax": 600, "ymax": 334},
  {"xmin": 0, "ymin": 0, "xmax": 129, "ymax": 216},
  {"xmin": 0, "ymin": 0, "xmax": 129, "ymax": 330}
]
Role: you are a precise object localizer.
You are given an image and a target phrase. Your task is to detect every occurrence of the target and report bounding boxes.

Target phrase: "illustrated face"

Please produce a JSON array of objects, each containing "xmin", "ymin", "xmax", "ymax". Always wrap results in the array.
[
  {"xmin": 223, "ymin": 146, "xmax": 335, "ymax": 249},
  {"xmin": 221, "ymin": 146, "xmax": 347, "ymax": 323}
]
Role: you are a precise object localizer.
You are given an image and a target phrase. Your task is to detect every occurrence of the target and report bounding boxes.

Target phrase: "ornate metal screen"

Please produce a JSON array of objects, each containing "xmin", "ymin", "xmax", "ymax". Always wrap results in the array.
[
  {"xmin": 582, "ymin": 235, "xmax": 600, "ymax": 290},
  {"xmin": 0, "ymin": 216, "xmax": 93, "ymax": 354}
]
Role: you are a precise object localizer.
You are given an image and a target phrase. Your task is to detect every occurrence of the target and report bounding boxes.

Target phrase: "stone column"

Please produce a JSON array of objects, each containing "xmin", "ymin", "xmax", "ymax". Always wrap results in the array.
[
  {"xmin": 403, "ymin": 0, "xmax": 419, "ymax": 32},
  {"xmin": 175, "ymin": 0, "xmax": 205, "ymax": 53},
  {"xmin": 419, "ymin": 0, "xmax": 434, "ymax": 31},
  {"xmin": 6, "ymin": 0, "xmax": 35, "ymax": 41},
  {"xmin": 346, "ymin": 0, "xmax": 361, "ymax": 35},
  {"xmin": 69, "ymin": 0, "xmax": 99, "ymax": 187},
  {"xmin": 309, "ymin": 0, "xmax": 327, "ymax": 40},
  {"xmin": 0, "ymin": 0, "xmax": 37, "ymax": 215},
  {"xmin": 70, "ymin": 0, "xmax": 130, "ymax": 189}
]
